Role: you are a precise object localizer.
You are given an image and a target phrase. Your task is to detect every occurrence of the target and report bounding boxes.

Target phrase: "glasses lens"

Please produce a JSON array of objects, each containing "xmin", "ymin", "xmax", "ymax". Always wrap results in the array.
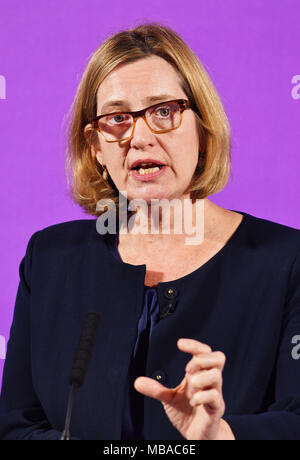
[
  {"xmin": 96, "ymin": 102, "xmax": 181, "ymax": 141},
  {"xmin": 146, "ymin": 102, "xmax": 181, "ymax": 132},
  {"xmin": 98, "ymin": 113, "xmax": 133, "ymax": 141}
]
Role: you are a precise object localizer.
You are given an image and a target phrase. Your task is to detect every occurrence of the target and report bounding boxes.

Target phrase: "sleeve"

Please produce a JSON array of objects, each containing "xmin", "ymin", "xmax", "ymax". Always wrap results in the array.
[
  {"xmin": 0, "ymin": 231, "xmax": 79, "ymax": 440},
  {"xmin": 223, "ymin": 249, "xmax": 300, "ymax": 440}
]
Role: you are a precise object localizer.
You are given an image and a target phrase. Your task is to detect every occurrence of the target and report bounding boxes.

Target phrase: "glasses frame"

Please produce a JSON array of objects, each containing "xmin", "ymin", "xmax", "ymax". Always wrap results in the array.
[{"xmin": 90, "ymin": 98, "xmax": 191, "ymax": 143}]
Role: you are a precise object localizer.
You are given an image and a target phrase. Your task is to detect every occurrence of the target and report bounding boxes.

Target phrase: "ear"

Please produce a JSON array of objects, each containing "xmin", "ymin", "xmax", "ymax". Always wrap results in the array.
[
  {"xmin": 83, "ymin": 123, "xmax": 93, "ymax": 142},
  {"xmin": 84, "ymin": 123, "xmax": 104, "ymax": 166}
]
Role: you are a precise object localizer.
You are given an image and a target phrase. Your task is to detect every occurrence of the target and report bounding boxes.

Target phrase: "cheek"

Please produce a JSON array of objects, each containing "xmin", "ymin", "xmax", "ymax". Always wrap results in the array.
[
  {"xmin": 100, "ymin": 143, "xmax": 121, "ymax": 168},
  {"xmin": 182, "ymin": 115, "xmax": 200, "ymax": 151},
  {"xmin": 107, "ymin": 157, "xmax": 128, "ymax": 183},
  {"xmin": 171, "ymin": 136, "xmax": 199, "ymax": 173}
]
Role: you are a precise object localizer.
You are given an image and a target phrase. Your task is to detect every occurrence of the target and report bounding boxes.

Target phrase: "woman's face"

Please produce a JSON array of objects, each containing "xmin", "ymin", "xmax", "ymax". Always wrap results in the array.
[{"xmin": 88, "ymin": 55, "xmax": 200, "ymax": 204}]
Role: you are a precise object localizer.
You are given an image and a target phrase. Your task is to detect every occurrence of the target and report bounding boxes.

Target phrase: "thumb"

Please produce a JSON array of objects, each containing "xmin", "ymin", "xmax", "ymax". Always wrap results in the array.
[{"xmin": 134, "ymin": 376, "xmax": 175, "ymax": 404}]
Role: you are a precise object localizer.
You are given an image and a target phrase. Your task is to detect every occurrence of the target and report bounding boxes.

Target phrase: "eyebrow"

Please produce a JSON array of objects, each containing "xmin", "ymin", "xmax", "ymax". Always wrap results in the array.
[{"xmin": 100, "ymin": 94, "xmax": 177, "ymax": 114}]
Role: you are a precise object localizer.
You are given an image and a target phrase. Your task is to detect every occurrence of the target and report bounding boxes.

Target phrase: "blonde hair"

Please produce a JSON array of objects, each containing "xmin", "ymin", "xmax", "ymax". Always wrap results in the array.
[{"xmin": 64, "ymin": 22, "xmax": 232, "ymax": 217}]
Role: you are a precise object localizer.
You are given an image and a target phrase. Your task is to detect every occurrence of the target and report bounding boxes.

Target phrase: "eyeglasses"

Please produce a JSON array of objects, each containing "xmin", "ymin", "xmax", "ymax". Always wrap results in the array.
[{"xmin": 90, "ymin": 99, "xmax": 191, "ymax": 143}]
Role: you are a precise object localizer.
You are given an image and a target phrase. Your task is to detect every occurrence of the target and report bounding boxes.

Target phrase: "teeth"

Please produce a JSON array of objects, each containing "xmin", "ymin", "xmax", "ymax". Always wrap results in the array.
[{"xmin": 138, "ymin": 166, "xmax": 160, "ymax": 175}]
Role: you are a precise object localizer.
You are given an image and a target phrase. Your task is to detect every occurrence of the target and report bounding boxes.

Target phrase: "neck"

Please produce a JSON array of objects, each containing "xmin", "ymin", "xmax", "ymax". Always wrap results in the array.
[{"xmin": 118, "ymin": 197, "xmax": 211, "ymax": 248}]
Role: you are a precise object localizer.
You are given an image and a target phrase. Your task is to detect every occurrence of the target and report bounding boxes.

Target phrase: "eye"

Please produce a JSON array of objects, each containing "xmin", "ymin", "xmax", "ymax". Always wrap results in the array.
[
  {"xmin": 106, "ymin": 113, "xmax": 131, "ymax": 126},
  {"xmin": 112, "ymin": 114, "xmax": 126, "ymax": 124},
  {"xmin": 155, "ymin": 106, "xmax": 171, "ymax": 118}
]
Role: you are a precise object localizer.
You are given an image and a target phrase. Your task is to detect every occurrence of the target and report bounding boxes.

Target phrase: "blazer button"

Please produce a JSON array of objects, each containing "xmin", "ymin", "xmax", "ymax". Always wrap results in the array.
[
  {"xmin": 164, "ymin": 286, "xmax": 178, "ymax": 299},
  {"xmin": 151, "ymin": 370, "xmax": 167, "ymax": 384}
]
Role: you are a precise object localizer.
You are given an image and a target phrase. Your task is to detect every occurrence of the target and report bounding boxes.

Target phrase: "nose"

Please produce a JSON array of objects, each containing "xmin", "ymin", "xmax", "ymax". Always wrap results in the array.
[{"xmin": 130, "ymin": 116, "xmax": 155, "ymax": 148}]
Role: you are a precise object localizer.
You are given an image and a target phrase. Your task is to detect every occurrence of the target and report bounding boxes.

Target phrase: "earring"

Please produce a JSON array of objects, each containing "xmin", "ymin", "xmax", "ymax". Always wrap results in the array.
[{"xmin": 102, "ymin": 165, "xmax": 108, "ymax": 180}]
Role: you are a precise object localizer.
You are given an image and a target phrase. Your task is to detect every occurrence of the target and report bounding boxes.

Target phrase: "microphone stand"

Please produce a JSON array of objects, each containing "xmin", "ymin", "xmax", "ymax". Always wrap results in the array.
[
  {"xmin": 60, "ymin": 311, "xmax": 100, "ymax": 440},
  {"xmin": 60, "ymin": 383, "xmax": 78, "ymax": 440}
]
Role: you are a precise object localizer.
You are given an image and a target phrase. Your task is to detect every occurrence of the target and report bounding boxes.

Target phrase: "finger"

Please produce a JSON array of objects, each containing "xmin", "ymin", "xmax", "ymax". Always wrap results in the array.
[
  {"xmin": 134, "ymin": 376, "xmax": 175, "ymax": 405},
  {"xmin": 190, "ymin": 388, "xmax": 222, "ymax": 413},
  {"xmin": 185, "ymin": 351, "xmax": 226, "ymax": 374},
  {"xmin": 178, "ymin": 338, "xmax": 212, "ymax": 355},
  {"xmin": 186, "ymin": 368, "xmax": 222, "ymax": 400}
]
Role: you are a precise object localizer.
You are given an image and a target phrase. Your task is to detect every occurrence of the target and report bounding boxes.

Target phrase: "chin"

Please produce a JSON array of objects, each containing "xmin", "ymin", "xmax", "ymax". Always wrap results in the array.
[{"xmin": 134, "ymin": 192, "xmax": 172, "ymax": 205}]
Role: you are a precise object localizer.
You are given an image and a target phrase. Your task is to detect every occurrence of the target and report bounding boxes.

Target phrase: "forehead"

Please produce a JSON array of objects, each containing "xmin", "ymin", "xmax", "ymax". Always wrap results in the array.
[{"xmin": 96, "ymin": 56, "xmax": 186, "ymax": 112}]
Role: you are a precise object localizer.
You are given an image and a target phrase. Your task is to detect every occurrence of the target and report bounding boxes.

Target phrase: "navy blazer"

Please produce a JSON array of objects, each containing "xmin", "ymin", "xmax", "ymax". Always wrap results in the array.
[{"xmin": 1, "ymin": 210, "xmax": 300, "ymax": 440}]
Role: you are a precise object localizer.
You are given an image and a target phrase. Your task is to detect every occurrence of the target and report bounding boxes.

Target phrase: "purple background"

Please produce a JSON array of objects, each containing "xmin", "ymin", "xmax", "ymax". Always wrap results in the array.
[{"xmin": 0, "ymin": 0, "xmax": 299, "ymax": 385}]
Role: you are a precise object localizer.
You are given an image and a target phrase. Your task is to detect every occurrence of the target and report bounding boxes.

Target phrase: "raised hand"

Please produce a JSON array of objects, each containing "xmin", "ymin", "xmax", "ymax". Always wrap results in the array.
[{"xmin": 134, "ymin": 338, "xmax": 235, "ymax": 440}]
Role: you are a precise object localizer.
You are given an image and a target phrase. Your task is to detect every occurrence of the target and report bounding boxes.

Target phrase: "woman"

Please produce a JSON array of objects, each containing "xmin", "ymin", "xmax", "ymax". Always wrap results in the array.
[{"xmin": 0, "ymin": 23, "xmax": 300, "ymax": 441}]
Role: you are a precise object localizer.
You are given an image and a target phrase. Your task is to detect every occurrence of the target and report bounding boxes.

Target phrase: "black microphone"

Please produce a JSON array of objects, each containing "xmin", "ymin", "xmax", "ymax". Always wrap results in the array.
[{"xmin": 61, "ymin": 311, "xmax": 100, "ymax": 440}]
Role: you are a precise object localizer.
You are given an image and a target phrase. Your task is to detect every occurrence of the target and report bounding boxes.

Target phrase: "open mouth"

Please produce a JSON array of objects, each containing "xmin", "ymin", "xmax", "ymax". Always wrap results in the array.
[{"xmin": 131, "ymin": 163, "xmax": 165, "ymax": 175}]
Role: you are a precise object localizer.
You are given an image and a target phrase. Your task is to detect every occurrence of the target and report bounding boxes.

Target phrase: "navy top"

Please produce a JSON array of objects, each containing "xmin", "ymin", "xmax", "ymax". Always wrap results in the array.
[
  {"xmin": 1, "ymin": 211, "xmax": 300, "ymax": 440},
  {"xmin": 105, "ymin": 229, "xmax": 160, "ymax": 440},
  {"xmin": 121, "ymin": 287, "xmax": 158, "ymax": 439}
]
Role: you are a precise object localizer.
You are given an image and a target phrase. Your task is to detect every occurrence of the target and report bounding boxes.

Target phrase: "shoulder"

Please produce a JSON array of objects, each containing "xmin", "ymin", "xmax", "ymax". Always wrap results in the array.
[
  {"xmin": 19, "ymin": 219, "xmax": 101, "ymax": 287},
  {"xmin": 236, "ymin": 210, "xmax": 300, "ymax": 262},
  {"xmin": 27, "ymin": 219, "xmax": 99, "ymax": 257},
  {"xmin": 36, "ymin": 218, "xmax": 96, "ymax": 239},
  {"xmin": 242, "ymin": 211, "xmax": 300, "ymax": 245}
]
